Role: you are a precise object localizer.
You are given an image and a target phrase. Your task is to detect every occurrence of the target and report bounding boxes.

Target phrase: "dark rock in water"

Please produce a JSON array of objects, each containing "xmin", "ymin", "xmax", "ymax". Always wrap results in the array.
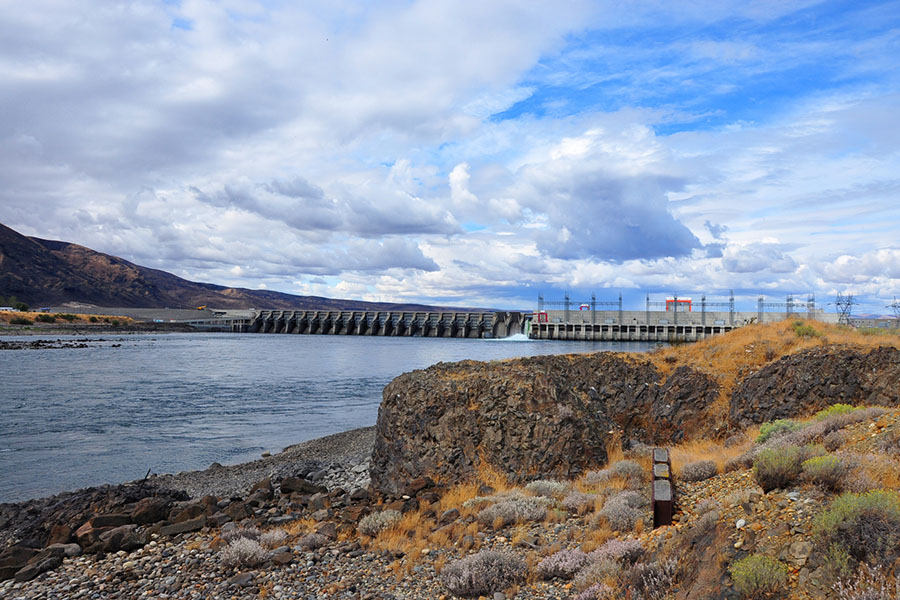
[{"xmin": 730, "ymin": 346, "xmax": 900, "ymax": 426}]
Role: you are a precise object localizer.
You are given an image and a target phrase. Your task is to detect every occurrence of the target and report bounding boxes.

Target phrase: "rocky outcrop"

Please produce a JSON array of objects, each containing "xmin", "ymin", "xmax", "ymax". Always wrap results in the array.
[
  {"xmin": 370, "ymin": 353, "xmax": 719, "ymax": 494},
  {"xmin": 730, "ymin": 346, "xmax": 900, "ymax": 427}
]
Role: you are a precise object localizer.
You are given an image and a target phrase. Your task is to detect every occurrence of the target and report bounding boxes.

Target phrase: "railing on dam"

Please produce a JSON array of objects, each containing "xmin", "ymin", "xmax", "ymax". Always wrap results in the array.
[
  {"xmin": 531, "ymin": 321, "xmax": 736, "ymax": 342},
  {"xmin": 242, "ymin": 310, "xmax": 527, "ymax": 338}
]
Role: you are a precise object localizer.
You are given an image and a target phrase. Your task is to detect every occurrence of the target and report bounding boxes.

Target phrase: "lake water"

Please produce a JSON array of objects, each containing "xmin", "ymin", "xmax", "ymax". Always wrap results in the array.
[{"xmin": 0, "ymin": 333, "xmax": 659, "ymax": 503}]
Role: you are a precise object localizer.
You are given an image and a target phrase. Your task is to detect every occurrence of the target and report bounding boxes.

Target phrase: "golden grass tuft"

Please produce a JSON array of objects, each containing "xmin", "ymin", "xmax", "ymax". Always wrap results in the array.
[
  {"xmin": 283, "ymin": 517, "xmax": 318, "ymax": 537},
  {"xmin": 669, "ymin": 437, "xmax": 751, "ymax": 475}
]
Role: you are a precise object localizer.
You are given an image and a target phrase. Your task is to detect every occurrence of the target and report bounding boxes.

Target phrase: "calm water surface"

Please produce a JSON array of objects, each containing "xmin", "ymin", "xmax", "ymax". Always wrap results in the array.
[{"xmin": 0, "ymin": 333, "xmax": 659, "ymax": 502}]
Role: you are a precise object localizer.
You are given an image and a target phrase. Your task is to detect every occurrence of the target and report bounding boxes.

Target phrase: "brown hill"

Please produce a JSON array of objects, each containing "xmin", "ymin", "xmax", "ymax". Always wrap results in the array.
[{"xmin": 0, "ymin": 223, "xmax": 466, "ymax": 310}]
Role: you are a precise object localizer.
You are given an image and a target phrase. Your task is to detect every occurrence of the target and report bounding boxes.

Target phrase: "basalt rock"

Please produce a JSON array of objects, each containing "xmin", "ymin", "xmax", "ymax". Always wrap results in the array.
[
  {"xmin": 370, "ymin": 353, "xmax": 719, "ymax": 494},
  {"xmin": 730, "ymin": 346, "xmax": 900, "ymax": 427}
]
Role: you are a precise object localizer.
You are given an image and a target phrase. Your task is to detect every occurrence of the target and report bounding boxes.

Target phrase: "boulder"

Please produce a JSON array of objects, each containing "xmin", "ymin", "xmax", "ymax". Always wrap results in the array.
[
  {"xmin": 99, "ymin": 524, "xmax": 146, "ymax": 552},
  {"xmin": 130, "ymin": 497, "xmax": 170, "ymax": 525},
  {"xmin": 370, "ymin": 354, "xmax": 634, "ymax": 494},
  {"xmin": 280, "ymin": 477, "xmax": 325, "ymax": 495},
  {"xmin": 730, "ymin": 346, "xmax": 900, "ymax": 426},
  {"xmin": 14, "ymin": 555, "xmax": 61, "ymax": 583},
  {"xmin": 0, "ymin": 546, "xmax": 39, "ymax": 581},
  {"xmin": 159, "ymin": 516, "xmax": 205, "ymax": 536}
]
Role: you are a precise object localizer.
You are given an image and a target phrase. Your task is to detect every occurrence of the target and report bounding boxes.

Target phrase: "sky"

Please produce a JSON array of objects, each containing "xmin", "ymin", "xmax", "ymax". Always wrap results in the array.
[{"xmin": 1, "ymin": 1, "xmax": 899, "ymax": 314}]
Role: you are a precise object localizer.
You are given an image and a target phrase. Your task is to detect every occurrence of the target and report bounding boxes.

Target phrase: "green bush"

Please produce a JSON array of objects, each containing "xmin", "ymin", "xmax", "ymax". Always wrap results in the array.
[
  {"xmin": 111, "ymin": 319, "xmax": 120, "ymax": 327},
  {"xmin": 802, "ymin": 455, "xmax": 849, "ymax": 492},
  {"xmin": 9, "ymin": 317, "xmax": 32, "ymax": 325},
  {"xmin": 814, "ymin": 404, "xmax": 856, "ymax": 421},
  {"xmin": 791, "ymin": 320, "xmax": 821, "ymax": 338},
  {"xmin": 753, "ymin": 445, "xmax": 821, "ymax": 492},
  {"xmin": 54, "ymin": 313, "xmax": 77, "ymax": 321},
  {"xmin": 13, "ymin": 301, "xmax": 30, "ymax": 311},
  {"xmin": 757, "ymin": 419, "xmax": 803, "ymax": 443},
  {"xmin": 89, "ymin": 316, "xmax": 99, "ymax": 323},
  {"xmin": 35, "ymin": 314, "xmax": 57, "ymax": 323},
  {"xmin": 813, "ymin": 490, "xmax": 900, "ymax": 567},
  {"xmin": 730, "ymin": 554, "xmax": 789, "ymax": 598}
]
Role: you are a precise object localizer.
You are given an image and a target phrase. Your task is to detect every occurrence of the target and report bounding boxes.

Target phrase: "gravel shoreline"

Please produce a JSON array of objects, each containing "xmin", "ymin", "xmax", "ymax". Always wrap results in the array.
[{"xmin": 150, "ymin": 427, "xmax": 376, "ymax": 500}]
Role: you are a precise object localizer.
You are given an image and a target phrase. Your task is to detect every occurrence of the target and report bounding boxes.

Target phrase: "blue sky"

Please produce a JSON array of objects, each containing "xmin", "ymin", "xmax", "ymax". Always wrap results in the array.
[{"xmin": 1, "ymin": 1, "xmax": 899, "ymax": 313}]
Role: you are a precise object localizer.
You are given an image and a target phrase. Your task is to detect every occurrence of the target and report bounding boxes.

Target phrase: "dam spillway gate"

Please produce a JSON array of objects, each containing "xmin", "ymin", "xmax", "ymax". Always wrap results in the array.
[{"xmin": 244, "ymin": 310, "xmax": 526, "ymax": 339}]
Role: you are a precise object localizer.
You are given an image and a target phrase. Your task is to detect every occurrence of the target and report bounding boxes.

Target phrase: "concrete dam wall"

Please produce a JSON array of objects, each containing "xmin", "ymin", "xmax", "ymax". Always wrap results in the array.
[{"xmin": 243, "ymin": 310, "xmax": 527, "ymax": 338}]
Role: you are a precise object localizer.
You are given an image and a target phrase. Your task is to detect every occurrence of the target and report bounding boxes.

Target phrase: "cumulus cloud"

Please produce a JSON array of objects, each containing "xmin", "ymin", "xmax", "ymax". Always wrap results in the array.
[{"xmin": 0, "ymin": 1, "xmax": 898, "ymax": 312}]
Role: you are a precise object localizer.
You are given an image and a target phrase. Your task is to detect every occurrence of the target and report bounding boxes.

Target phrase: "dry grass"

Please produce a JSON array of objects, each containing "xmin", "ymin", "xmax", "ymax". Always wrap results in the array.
[
  {"xmin": 636, "ymin": 320, "xmax": 900, "ymax": 426},
  {"xmin": 670, "ymin": 437, "xmax": 752, "ymax": 474},
  {"xmin": 283, "ymin": 517, "xmax": 318, "ymax": 537},
  {"xmin": 855, "ymin": 453, "xmax": 900, "ymax": 490},
  {"xmin": 0, "ymin": 310, "xmax": 134, "ymax": 325}
]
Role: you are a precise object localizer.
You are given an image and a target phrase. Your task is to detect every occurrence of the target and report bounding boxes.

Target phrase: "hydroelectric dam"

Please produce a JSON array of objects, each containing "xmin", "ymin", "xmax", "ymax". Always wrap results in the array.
[{"xmin": 184, "ymin": 293, "xmax": 887, "ymax": 341}]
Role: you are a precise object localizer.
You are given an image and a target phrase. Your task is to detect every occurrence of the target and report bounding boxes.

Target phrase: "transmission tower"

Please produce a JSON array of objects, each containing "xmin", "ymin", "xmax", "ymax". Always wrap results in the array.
[
  {"xmin": 833, "ymin": 292, "xmax": 856, "ymax": 325},
  {"xmin": 888, "ymin": 297, "xmax": 900, "ymax": 320}
]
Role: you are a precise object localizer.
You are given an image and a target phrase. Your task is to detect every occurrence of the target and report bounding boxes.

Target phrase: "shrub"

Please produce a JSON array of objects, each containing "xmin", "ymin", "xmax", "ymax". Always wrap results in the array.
[
  {"xmin": 537, "ymin": 548, "xmax": 590, "ymax": 580},
  {"xmin": 573, "ymin": 583, "xmax": 615, "ymax": 600},
  {"xmin": 598, "ymin": 491, "xmax": 645, "ymax": 531},
  {"xmin": 259, "ymin": 529, "xmax": 288, "ymax": 548},
  {"xmin": 525, "ymin": 479, "xmax": 569, "ymax": 498},
  {"xmin": 875, "ymin": 428, "xmax": 900, "ymax": 455},
  {"xmin": 89, "ymin": 316, "xmax": 99, "ymax": 323},
  {"xmin": 358, "ymin": 509, "xmax": 402, "ymax": 536},
  {"xmin": 222, "ymin": 526, "xmax": 260, "ymax": 544},
  {"xmin": 610, "ymin": 460, "xmax": 646, "ymax": 481},
  {"xmin": 297, "ymin": 532, "xmax": 329, "ymax": 551},
  {"xmin": 628, "ymin": 559, "xmax": 678, "ymax": 600},
  {"xmin": 753, "ymin": 445, "xmax": 821, "ymax": 492},
  {"xmin": 35, "ymin": 314, "xmax": 57, "ymax": 323},
  {"xmin": 111, "ymin": 319, "xmax": 120, "ymax": 327},
  {"xmin": 730, "ymin": 554, "xmax": 789, "ymax": 598},
  {"xmin": 562, "ymin": 491, "xmax": 598, "ymax": 513},
  {"xmin": 824, "ymin": 430, "xmax": 846, "ymax": 452},
  {"xmin": 13, "ymin": 301, "xmax": 29, "ymax": 311},
  {"xmin": 219, "ymin": 537, "xmax": 269, "ymax": 567},
  {"xmin": 757, "ymin": 419, "xmax": 803, "ymax": 443},
  {"xmin": 834, "ymin": 564, "xmax": 900, "ymax": 600},
  {"xmin": 679, "ymin": 460, "xmax": 718, "ymax": 482},
  {"xmin": 440, "ymin": 550, "xmax": 526, "ymax": 597},
  {"xmin": 815, "ymin": 404, "xmax": 856, "ymax": 421},
  {"xmin": 694, "ymin": 498, "xmax": 721, "ymax": 514},
  {"xmin": 813, "ymin": 490, "xmax": 900, "ymax": 567},
  {"xmin": 802, "ymin": 454, "xmax": 850, "ymax": 492},
  {"xmin": 573, "ymin": 558, "xmax": 621, "ymax": 591},
  {"xmin": 587, "ymin": 538, "xmax": 644, "ymax": 565},
  {"xmin": 792, "ymin": 323, "xmax": 821, "ymax": 338},
  {"xmin": 477, "ymin": 497, "xmax": 547, "ymax": 527},
  {"xmin": 9, "ymin": 317, "xmax": 32, "ymax": 325},
  {"xmin": 583, "ymin": 469, "xmax": 613, "ymax": 485},
  {"xmin": 55, "ymin": 313, "xmax": 77, "ymax": 321}
]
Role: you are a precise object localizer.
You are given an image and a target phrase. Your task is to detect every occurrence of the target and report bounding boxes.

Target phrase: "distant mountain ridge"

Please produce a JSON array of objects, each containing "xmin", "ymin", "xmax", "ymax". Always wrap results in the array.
[{"xmin": 0, "ymin": 223, "xmax": 472, "ymax": 311}]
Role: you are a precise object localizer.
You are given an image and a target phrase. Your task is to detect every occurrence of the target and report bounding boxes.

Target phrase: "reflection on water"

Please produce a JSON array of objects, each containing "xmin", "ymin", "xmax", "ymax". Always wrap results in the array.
[{"xmin": 0, "ymin": 333, "xmax": 659, "ymax": 502}]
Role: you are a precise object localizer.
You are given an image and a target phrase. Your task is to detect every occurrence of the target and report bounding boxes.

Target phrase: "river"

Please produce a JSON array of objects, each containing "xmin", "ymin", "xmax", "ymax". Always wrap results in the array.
[{"xmin": 0, "ymin": 333, "xmax": 659, "ymax": 502}]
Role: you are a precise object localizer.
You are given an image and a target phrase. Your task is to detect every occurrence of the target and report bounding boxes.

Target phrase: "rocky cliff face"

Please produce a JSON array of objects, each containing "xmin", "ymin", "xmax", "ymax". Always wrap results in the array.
[
  {"xmin": 730, "ymin": 345, "xmax": 900, "ymax": 426},
  {"xmin": 371, "ymin": 345, "xmax": 900, "ymax": 493},
  {"xmin": 370, "ymin": 353, "xmax": 718, "ymax": 494}
]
